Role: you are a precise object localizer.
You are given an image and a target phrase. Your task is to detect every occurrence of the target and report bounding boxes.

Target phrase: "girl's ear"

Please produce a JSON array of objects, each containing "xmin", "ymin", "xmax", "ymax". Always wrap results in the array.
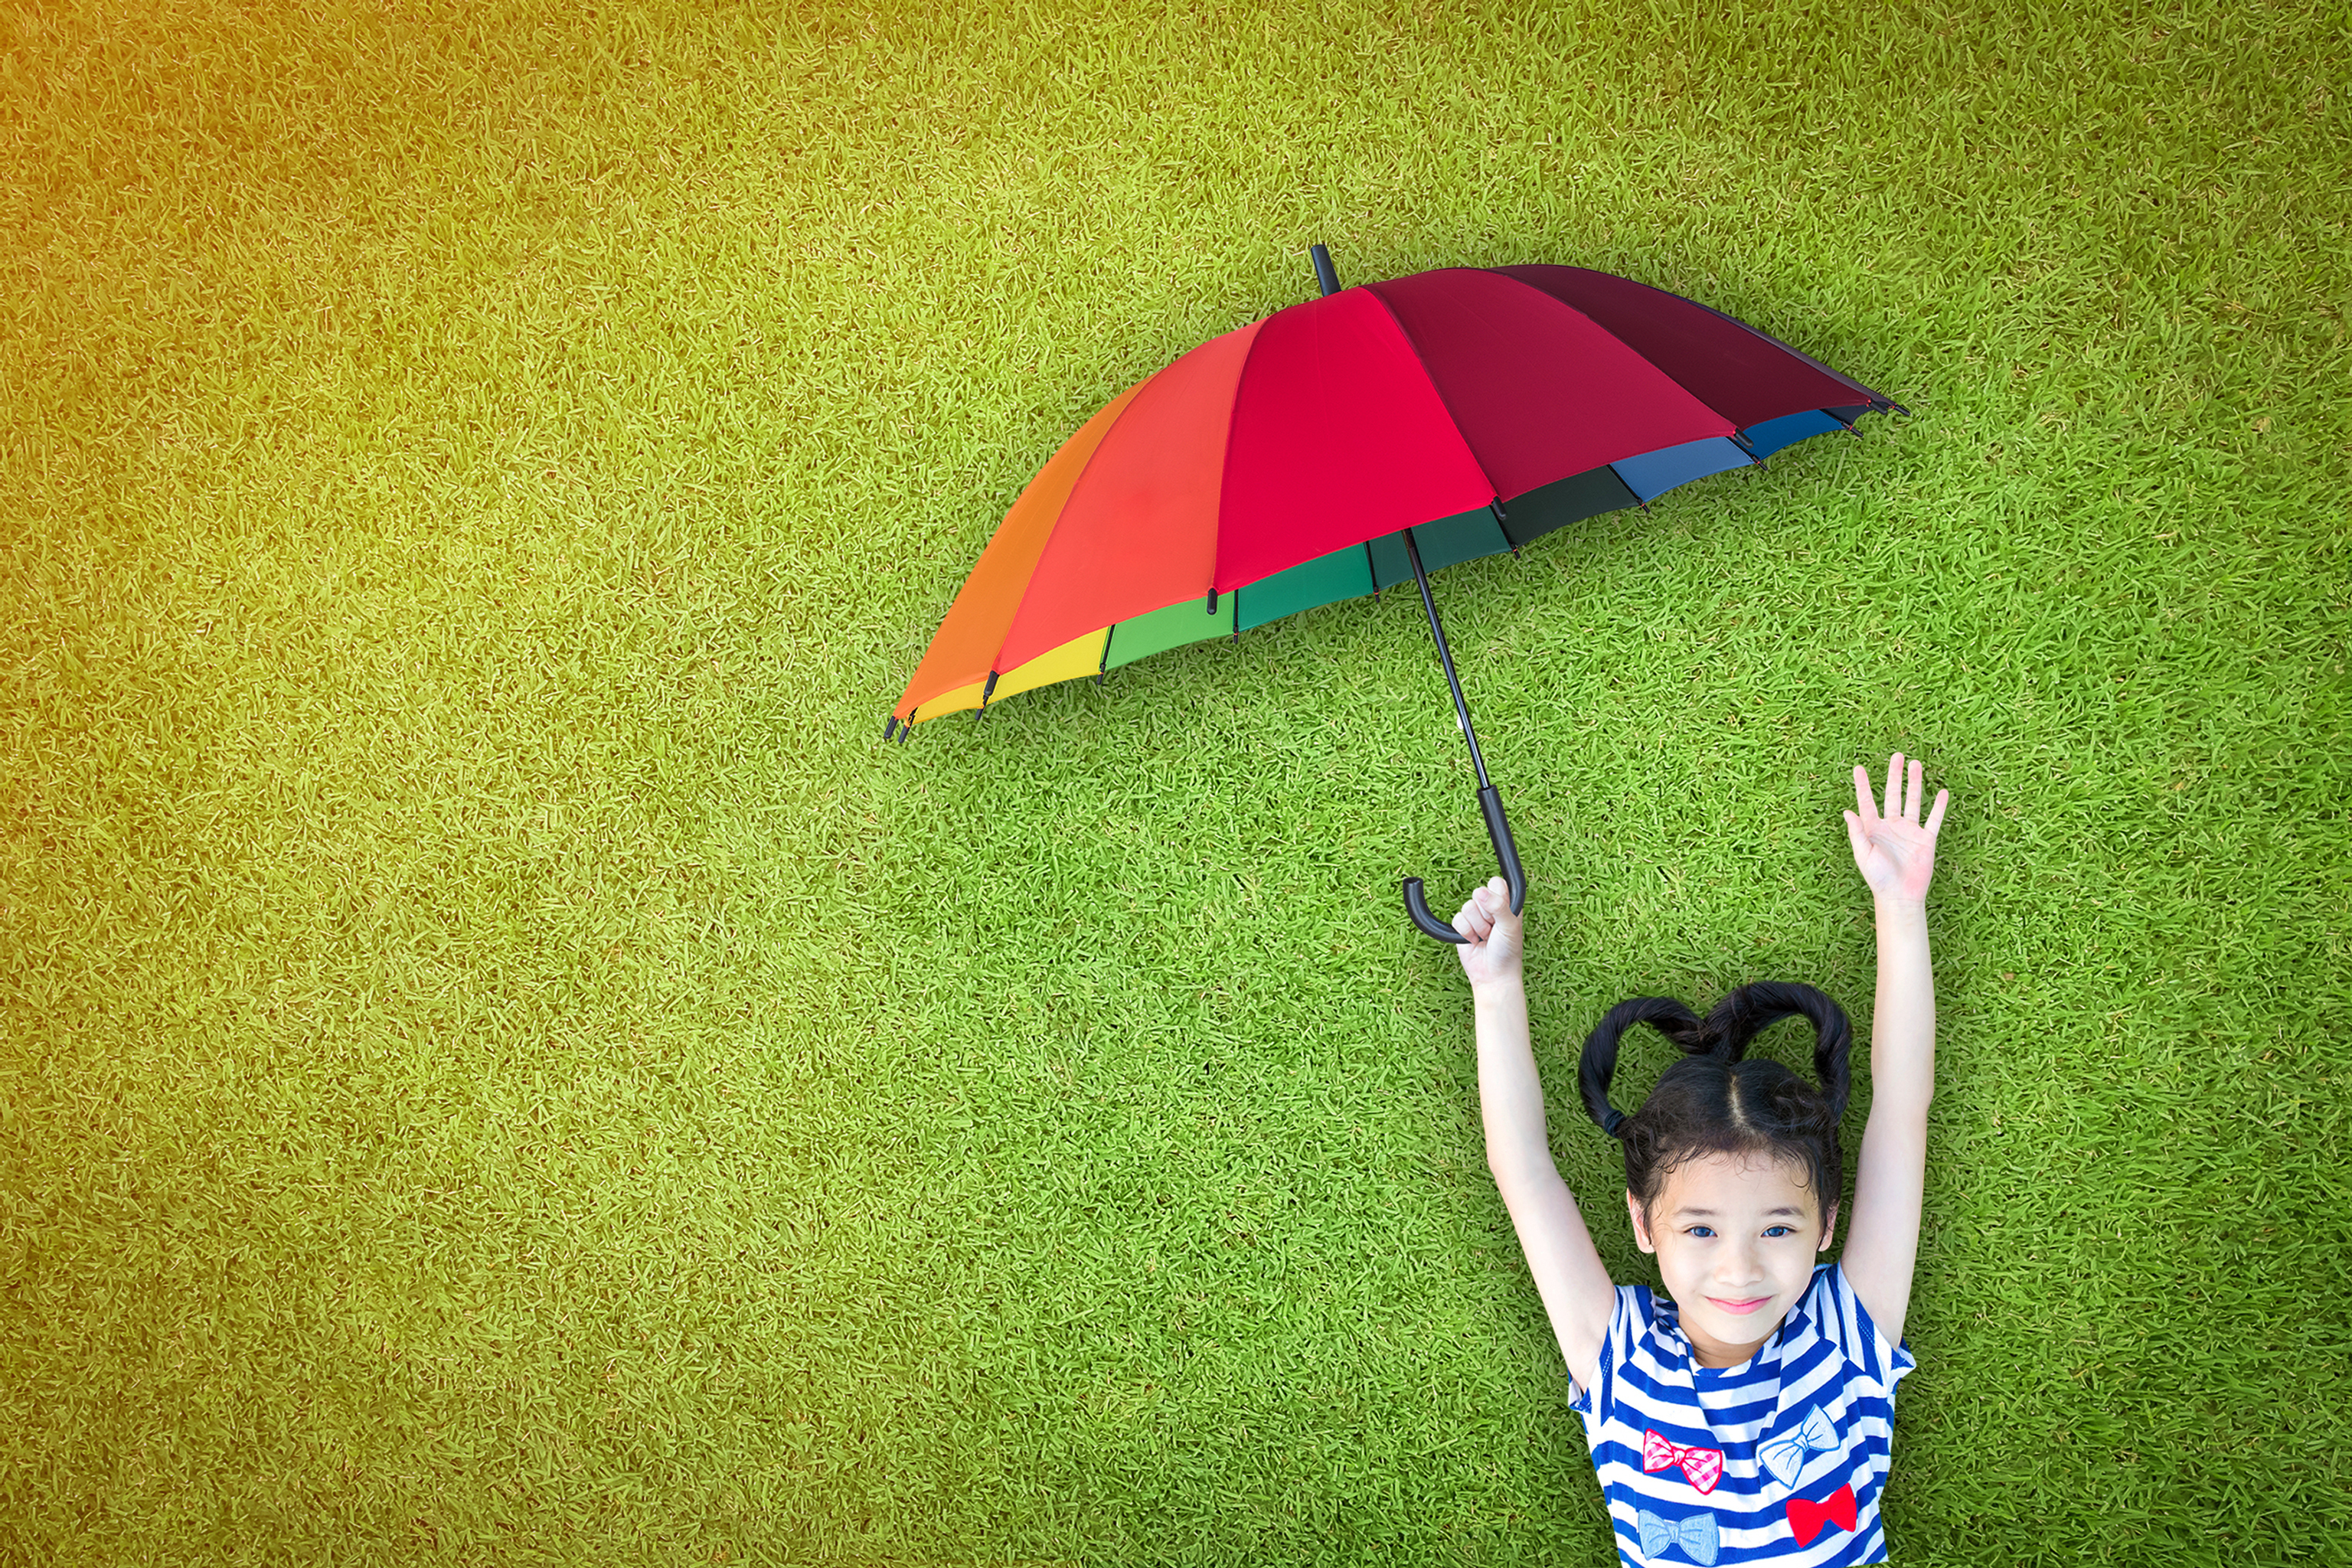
[
  {"xmin": 1626, "ymin": 1190, "xmax": 1657, "ymax": 1253},
  {"xmin": 1818, "ymin": 1200, "xmax": 1840, "ymax": 1253}
]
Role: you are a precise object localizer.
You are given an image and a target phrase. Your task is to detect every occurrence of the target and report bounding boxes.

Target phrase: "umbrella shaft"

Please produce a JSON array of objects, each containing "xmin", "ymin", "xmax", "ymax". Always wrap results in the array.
[{"xmin": 1402, "ymin": 528, "xmax": 1494, "ymax": 792}]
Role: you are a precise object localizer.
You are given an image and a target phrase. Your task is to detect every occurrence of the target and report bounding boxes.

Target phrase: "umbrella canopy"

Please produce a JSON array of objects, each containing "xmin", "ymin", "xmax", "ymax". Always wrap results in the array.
[{"xmin": 891, "ymin": 263, "xmax": 1900, "ymax": 730}]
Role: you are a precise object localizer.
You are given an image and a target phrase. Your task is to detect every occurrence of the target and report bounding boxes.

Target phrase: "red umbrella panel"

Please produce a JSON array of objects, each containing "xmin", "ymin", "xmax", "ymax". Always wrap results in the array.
[{"xmin": 892, "ymin": 264, "xmax": 1898, "ymax": 730}]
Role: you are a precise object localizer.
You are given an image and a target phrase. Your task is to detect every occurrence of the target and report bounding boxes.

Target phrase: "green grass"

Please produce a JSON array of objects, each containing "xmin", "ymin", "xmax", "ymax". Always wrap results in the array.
[{"xmin": 2, "ymin": 0, "xmax": 2345, "ymax": 1562}]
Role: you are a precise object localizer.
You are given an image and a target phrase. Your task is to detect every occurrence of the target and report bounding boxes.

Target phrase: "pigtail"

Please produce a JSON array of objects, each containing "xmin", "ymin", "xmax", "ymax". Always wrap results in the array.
[
  {"xmin": 1578, "ymin": 996, "xmax": 1707, "ymax": 1138},
  {"xmin": 1704, "ymin": 981, "xmax": 1854, "ymax": 1125}
]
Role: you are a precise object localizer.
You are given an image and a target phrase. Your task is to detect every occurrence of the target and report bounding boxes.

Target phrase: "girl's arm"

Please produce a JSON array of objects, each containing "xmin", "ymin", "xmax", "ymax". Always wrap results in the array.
[
  {"xmin": 1837, "ymin": 755, "xmax": 1948, "ymax": 1351},
  {"xmin": 1455, "ymin": 877, "xmax": 1616, "ymax": 1396}
]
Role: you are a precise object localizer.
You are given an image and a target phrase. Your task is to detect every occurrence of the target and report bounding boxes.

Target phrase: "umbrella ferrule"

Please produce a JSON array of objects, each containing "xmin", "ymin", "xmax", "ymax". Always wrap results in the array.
[{"xmin": 1310, "ymin": 243, "xmax": 1341, "ymax": 298}]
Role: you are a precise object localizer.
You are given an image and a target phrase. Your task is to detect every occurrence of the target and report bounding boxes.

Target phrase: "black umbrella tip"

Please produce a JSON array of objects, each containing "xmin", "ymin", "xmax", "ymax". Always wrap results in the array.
[{"xmin": 1309, "ymin": 243, "xmax": 1341, "ymax": 298}]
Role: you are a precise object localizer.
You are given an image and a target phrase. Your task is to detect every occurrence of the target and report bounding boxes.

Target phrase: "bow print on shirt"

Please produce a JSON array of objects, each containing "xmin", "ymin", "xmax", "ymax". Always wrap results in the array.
[
  {"xmin": 1759, "ymin": 1405, "xmax": 1838, "ymax": 1488},
  {"xmin": 1637, "ymin": 1509, "xmax": 1720, "ymax": 1566},
  {"xmin": 1786, "ymin": 1485, "xmax": 1858, "ymax": 1546},
  {"xmin": 1641, "ymin": 1430, "xmax": 1724, "ymax": 1493}
]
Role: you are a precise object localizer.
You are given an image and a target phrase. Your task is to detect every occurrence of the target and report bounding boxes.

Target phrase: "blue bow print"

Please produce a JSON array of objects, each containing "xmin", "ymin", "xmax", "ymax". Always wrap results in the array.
[
  {"xmin": 1759, "ymin": 1405, "xmax": 1838, "ymax": 1488},
  {"xmin": 1637, "ymin": 1509, "xmax": 1719, "ymax": 1566}
]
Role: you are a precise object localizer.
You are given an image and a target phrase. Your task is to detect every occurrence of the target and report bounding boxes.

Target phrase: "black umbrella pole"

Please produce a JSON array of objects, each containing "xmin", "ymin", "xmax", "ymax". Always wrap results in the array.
[{"xmin": 1400, "ymin": 529, "xmax": 1527, "ymax": 945}]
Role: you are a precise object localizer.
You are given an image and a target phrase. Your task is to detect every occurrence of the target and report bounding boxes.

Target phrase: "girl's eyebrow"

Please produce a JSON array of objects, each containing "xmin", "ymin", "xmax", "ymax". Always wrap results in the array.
[{"xmin": 1673, "ymin": 1206, "xmax": 1806, "ymax": 1219}]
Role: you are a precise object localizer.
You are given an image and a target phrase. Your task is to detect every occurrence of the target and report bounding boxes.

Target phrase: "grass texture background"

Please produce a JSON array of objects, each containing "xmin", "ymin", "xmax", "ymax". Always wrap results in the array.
[{"xmin": 2, "ymin": 0, "xmax": 2346, "ymax": 1562}]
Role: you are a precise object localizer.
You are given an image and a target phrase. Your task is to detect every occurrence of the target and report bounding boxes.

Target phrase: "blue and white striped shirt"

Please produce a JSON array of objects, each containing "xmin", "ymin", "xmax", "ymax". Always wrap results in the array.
[{"xmin": 1569, "ymin": 1263, "xmax": 1914, "ymax": 1566}]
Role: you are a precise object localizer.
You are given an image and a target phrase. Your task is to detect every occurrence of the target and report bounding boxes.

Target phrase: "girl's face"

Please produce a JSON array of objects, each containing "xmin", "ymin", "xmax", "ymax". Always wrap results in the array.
[{"xmin": 1627, "ymin": 1150, "xmax": 1837, "ymax": 1368}]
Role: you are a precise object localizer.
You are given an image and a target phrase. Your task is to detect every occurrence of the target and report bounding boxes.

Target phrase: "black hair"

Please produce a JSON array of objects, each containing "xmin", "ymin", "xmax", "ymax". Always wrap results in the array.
[{"xmin": 1577, "ymin": 982, "xmax": 1853, "ymax": 1227}]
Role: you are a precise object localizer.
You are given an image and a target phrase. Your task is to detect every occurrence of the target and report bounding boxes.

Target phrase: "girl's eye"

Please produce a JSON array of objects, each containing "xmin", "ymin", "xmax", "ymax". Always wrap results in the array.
[
  {"xmin": 1687, "ymin": 1226, "xmax": 1715, "ymax": 1239},
  {"xmin": 1763, "ymin": 1226, "xmax": 1793, "ymax": 1238}
]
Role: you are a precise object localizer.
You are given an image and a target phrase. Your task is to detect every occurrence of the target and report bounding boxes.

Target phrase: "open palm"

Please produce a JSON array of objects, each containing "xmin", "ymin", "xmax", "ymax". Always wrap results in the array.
[{"xmin": 1845, "ymin": 753, "xmax": 1948, "ymax": 904}]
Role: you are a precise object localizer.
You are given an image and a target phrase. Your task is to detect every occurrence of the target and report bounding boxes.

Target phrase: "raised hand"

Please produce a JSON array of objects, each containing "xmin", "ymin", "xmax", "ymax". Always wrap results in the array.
[
  {"xmin": 1453, "ymin": 875, "xmax": 1524, "ymax": 989},
  {"xmin": 1844, "ymin": 753, "xmax": 1948, "ymax": 906}
]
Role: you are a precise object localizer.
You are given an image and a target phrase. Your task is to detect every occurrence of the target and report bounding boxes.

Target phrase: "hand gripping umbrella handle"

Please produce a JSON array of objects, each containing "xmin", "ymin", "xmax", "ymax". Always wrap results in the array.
[{"xmin": 1403, "ymin": 784, "xmax": 1527, "ymax": 943}]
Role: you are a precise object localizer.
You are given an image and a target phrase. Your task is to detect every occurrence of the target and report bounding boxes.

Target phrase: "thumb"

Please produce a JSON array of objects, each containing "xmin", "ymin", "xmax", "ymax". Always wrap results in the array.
[{"xmin": 1481, "ymin": 876, "xmax": 1513, "ymax": 925}]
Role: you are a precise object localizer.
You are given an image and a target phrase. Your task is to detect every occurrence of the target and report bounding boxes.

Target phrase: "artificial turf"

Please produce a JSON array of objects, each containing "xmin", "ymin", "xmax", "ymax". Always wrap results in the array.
[{"xmin": 2, "ymin": 0, "xmax": 2345, "ymax": 1562}]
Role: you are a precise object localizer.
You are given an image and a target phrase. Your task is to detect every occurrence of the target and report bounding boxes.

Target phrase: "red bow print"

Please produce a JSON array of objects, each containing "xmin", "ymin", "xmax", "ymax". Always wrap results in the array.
[
  {"xmin": 1641, "ymin": 1429, "xmax": 1724, "ymax": 1494},
  {"xmin": 1786, "ymin": 1485, "xmax": 1857, "ymax": 1546}
]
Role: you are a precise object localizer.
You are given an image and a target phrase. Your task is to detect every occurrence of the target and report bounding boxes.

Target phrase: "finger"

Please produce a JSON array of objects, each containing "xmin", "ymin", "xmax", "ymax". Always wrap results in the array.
[
  {"xmin": 1907, "ymin": 756, "xmax": 1925, "ymax": 823},
  {"xmin": 1924, "ymin": 788, "xmax": 1949, "ymax": 838},
  {"xmin": 1852, "ymin": 764, "xmax": 1877, "ymax": 825},
  {"xmin": 1883, "ymin": 753, "xmax": 1903, "ymax": 821},
  {"xmin": 1458, "ymin": 890, "xmax": 1494, "ymax": 940},
  {"xmin": 1843, "ymin": 808, "xmax": 1869, "ymax": 862}
]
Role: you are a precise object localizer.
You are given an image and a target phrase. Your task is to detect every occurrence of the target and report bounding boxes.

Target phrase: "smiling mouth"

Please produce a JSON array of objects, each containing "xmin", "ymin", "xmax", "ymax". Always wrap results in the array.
[{"xmin": 1707, "ymin": 1296, "xmax": 1772, "ymax": 1315}]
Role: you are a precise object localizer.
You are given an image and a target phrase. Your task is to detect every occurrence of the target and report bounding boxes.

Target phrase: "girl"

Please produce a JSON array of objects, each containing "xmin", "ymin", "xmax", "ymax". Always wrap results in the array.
[{"xmin": 1452, "ymin": 754, "xmax": 1947, "ymax": 1566}]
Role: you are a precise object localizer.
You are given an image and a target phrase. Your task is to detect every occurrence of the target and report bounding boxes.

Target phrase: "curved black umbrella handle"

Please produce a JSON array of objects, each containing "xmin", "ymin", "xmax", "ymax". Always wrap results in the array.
[{"xmin": 1404, "ymin": 785, "xmax": 1527, "ymax": 943}]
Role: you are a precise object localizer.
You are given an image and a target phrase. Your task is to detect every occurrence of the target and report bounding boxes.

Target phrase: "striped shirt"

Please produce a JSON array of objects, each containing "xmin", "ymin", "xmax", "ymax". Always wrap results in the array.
[{"xmin": 1569, "ymin": 1263, "xmax": 1914, "ymax": 1566}]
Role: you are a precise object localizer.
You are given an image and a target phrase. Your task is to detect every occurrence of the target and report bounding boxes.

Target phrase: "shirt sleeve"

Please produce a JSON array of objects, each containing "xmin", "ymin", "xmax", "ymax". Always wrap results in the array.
[
  {"xmin": 1822, "ymin": 1262, "xmax": 1917, "ymax": 1395},
  {"xmin": 1567, "ymin": 1285, "xmax": 1647, "ymax": 1437}
]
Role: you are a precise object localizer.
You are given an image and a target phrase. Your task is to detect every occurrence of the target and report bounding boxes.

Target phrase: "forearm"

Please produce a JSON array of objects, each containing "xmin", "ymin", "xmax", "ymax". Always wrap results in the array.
[
  {"xmin": 1869, "ymin": 897, "xmax": 1936, "ymax": 1119},
  {"xmin": 1843, "ymin": 895, "xmax": 1936, "ymax": 1341},
  {"xmin": 1473, "ymin": 975, "xmax": 1559, "ymax": 1187}
]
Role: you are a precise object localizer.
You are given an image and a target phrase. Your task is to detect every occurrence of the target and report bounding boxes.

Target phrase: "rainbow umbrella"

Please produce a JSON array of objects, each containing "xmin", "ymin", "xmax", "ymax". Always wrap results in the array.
[{"xmin": 890, "ymin": 247, "xmax": 1903, "ymax": 942}]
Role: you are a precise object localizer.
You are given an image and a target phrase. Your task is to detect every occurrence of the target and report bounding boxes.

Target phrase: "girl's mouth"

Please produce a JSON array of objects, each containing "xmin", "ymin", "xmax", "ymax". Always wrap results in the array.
[{"xmin": 1707, "ymin": 1296, "xmax": 1772, "ymax": 1315}]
